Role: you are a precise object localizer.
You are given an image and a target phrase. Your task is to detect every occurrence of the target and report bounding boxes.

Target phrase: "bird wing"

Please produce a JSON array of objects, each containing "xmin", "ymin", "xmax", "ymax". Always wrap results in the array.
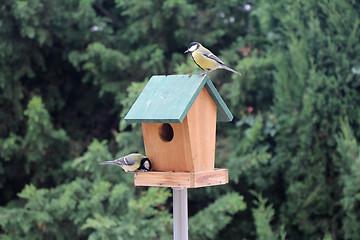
[
  {"xmin": 114, "ymin": 156, "xmax": 135, "ymax": 165},
  {"xmin": 199, "ymin": 48, "xmax": 224, "ymax": 65},
  {"xmin": 115, "ymin": 153, "xmax": 145, "ymax": 166}
]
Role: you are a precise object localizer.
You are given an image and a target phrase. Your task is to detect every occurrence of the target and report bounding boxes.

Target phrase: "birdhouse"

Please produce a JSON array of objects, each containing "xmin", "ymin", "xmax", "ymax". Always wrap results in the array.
[{"xmin": 125, "ymin": 75, "xmax": 233, "ymax": 188}]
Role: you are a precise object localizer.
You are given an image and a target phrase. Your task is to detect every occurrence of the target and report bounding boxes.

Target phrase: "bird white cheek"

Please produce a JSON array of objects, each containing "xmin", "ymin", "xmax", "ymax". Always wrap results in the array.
[
  {"xmin": 144, "ymin": 161, "xmax": 150, "ymax": 170},
  {"xmin": 188, "ymin": 45, "xmax": 197, "ymax": 52}
]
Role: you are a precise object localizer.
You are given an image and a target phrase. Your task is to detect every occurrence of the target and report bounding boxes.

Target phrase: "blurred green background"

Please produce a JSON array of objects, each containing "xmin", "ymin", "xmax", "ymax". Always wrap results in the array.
[{"xmin": 1, "ymin": 0, "xmax": 360, "ymax": 239}]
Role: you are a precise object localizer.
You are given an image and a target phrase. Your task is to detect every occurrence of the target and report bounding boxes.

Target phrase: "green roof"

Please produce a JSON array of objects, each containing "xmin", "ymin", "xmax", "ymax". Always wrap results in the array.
[{"xmin": 124, "ymin": 75, "xmax": 233, "ymax": 123}]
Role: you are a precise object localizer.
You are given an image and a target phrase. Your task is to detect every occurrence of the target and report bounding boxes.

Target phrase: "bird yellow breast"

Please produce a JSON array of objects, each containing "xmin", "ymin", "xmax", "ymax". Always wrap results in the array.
[
  {"xmin": 192, "ymin": 50, "xmax": 218, "ymax": 70},
  {"xmin": 121, "ymin": 162, "xmax": 140, "ymax": 172}
]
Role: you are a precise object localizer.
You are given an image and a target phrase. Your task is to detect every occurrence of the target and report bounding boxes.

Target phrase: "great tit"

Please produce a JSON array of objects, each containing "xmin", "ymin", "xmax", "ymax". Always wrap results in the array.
[
  {"xmin": 100, "ymin": 153, "xmax": 151, "ymax": 172},
  {"xmin": 184, "ymin": 42, "xmax": 241, "ymax": 76}
]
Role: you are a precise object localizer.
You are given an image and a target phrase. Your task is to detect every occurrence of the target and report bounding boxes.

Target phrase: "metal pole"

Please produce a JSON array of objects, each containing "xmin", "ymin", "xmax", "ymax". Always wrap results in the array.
[{"xmin": 173, "ymin": 187, "xmax": 188, "ymax": 240}]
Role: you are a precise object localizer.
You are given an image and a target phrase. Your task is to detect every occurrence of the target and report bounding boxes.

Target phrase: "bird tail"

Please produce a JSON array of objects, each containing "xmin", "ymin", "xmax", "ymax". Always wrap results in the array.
[
  {"xmin": 221, "ymin": 65, "xmax": 242, "ymax": 75},
  {"xmin": 99, "ymin": 161, "xmax": 115, "ymax": 165}
]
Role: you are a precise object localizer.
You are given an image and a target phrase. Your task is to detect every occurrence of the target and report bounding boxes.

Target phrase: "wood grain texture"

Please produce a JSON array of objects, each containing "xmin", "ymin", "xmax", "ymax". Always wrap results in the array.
[
  {"xmin": 142, "ymin": 87, "xmax": 216, "ymax": 172},
  {"xmin": 142, "ymin": 121, "xmax": 194, "ymax": 172},
  {"xmin": 186, "ymin": 87, "xmax": 217, "ymax": 172},
  {"xmin": 134, "ymin": 169, "xmax": 228, "ymax": 188}
]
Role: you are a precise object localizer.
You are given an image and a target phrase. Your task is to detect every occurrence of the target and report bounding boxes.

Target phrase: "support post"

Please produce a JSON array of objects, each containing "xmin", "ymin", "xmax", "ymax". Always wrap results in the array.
[{"xmin": 173, "ymin": 187, "xmax": 188, "ymax": 240}]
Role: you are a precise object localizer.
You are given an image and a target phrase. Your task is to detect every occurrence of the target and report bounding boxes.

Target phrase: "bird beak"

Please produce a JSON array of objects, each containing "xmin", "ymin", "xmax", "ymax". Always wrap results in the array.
[
  {"xmin": 99, "ymin": 161, "xmax": 115, "ymax": 165},
  {"xmin": 184, "ymin": 49, "xmax": 189, "ymax": 53}
]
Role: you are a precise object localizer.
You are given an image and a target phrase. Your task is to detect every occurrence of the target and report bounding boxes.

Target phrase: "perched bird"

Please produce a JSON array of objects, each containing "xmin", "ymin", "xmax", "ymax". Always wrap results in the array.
[
  {"xmin": 184, "ymin": 42, "xmax": 241, "ymax": 76},
  {"xmin": 100, "ymin": 153, "xmax": 151, "ymax": 172}
]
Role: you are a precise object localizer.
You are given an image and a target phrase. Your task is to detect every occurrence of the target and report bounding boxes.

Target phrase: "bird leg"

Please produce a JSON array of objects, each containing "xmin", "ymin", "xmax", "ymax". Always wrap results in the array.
[{"xmin": 200, "ymin": 69, "xmax": 210, "ymax": 76}]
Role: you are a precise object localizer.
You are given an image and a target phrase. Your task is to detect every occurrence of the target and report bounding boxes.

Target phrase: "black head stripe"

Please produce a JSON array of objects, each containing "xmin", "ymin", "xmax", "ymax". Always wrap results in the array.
[
  {"xmin": 188, "ymin": 42, "xmax": 200, "ymax": 51},
  {"xmin": 139, "ymin": 158, "xmax": 151, "ymax": 171}
]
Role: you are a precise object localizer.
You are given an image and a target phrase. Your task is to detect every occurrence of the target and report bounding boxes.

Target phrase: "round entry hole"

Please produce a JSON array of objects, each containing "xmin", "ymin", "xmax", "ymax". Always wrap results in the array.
[{"xmin": 159, "ymin": 123, "xmax": 174, "ymax": 142}]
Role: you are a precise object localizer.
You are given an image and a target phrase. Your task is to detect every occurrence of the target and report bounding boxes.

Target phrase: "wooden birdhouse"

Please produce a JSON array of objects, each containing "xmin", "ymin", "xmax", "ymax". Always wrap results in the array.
[{"xmin": 124, "ymin": 75, "xmax": 233, "ymax": 188}]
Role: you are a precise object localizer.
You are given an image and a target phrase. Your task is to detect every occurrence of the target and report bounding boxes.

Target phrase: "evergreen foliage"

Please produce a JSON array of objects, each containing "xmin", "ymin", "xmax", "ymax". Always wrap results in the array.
[
  {"xmin": 251, "ymin": 191, "xmax": 286, "ymax": 240},
  {"xmin": 1, "ymin": 0, "xmax": 360, "ymax": 239}
]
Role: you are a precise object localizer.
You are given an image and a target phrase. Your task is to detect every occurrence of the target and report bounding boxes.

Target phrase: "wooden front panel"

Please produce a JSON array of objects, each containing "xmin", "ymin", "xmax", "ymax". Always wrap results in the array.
[
  {"xmin": 142, "ymin": 87, "xmax": 217, "ymax": 173},
  {"xmin": 142, "ymin": 121, "xmax": 194, "ymax": 172}
]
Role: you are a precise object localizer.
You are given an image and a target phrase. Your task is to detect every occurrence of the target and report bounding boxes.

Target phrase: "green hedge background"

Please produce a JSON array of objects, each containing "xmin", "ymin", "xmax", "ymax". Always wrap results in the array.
[{"xmin": 1, "ymin": 0, "xmax": 360, "ymax": 239}]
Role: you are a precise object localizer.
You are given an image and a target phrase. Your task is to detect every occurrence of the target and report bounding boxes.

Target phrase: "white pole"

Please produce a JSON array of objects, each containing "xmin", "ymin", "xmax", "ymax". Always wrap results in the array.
[{"xmin": 173, "ymin": 187, "xmax": 188, "ymax": 240}]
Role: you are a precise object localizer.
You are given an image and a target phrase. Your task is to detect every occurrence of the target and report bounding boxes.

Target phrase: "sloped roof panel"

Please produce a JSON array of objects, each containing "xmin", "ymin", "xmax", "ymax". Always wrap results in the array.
[{"xmin": 124, "ymin": 75, "xmax": 233, "ymax": 123}]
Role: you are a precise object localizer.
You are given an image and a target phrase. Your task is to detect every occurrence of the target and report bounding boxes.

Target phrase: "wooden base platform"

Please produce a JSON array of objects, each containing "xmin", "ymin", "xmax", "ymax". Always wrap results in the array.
[{"xmin": 134, "ymin": 169, "xmax": 228, "ymax": 188}]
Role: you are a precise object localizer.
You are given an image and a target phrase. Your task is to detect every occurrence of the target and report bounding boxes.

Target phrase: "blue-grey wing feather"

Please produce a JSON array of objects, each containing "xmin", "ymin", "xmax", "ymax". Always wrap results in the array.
[
  {"xmin": 199, "ymin": 49, "xmax": 224, "ymax": 65},
  {"xmin": 115, "ymin": 156, "xmax": 135, "ymax": 165},
  {"xmin": 115, "ymin": 153, "xmax": 144, "ymax": 166}
]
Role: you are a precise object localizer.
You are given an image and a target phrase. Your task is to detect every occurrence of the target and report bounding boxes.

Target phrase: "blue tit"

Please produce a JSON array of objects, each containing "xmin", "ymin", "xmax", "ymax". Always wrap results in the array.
[
  {"xmin": 100, "ymin": 153, "xmax": 151, "ymax": 172},
  {"xmin": 184, "ymin": 42, "xmax": 241, "ymax": 76}
]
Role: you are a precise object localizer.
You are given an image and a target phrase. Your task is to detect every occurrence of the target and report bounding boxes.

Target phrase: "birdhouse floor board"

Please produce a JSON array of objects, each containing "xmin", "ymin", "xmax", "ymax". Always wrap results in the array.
[{"xmin": 134, "ymin": 169, "xmax": 228, "ymax": 188}]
